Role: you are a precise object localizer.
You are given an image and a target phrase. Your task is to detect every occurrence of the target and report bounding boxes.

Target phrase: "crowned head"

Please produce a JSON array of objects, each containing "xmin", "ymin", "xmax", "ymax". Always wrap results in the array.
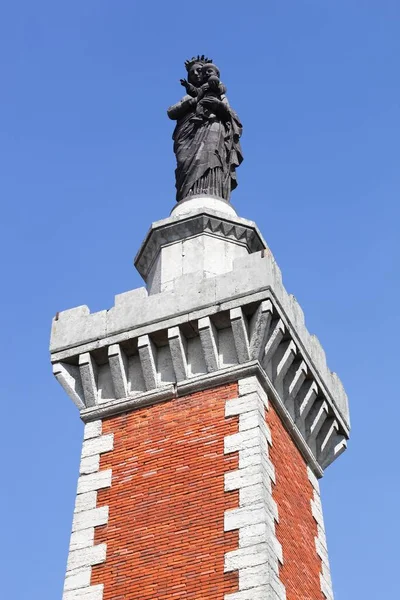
[{"xmin": 185, "ymin": 54, "xmax": 212, "ymax": 86}]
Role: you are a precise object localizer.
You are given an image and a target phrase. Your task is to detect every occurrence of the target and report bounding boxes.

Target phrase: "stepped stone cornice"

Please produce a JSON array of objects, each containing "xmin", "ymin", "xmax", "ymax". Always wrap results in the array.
[{"xmin": 134, "ymin": 208, "xmax": 266, "ymax": 280}]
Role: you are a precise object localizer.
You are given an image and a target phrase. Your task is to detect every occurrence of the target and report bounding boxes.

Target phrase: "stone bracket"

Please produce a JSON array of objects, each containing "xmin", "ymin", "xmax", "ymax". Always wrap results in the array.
[
  {"xmin": 108, "ymin": 344, "xmax": 128, "ymax": 399},
  {"xmin": 168, "ymin": 327, "xmax": 188, "ymax": 381},
  {"xmin": 79, "ymin": 353, "xmax": 98, "ymax": 408},
  {"xmin": 53, "ymin": 362, "xmax": 85, "ymax": 410},
  {"xmin": 249, "ymin": 299, "xmax": 274, "ymax": 360},
  {"xmin": 230, "ymin": 307, "xmax": 250, "ymax": 363},
  {"xmin": 138, "ymin": 335, "xmax": 158, "ymax": 390},
  {"xmin": 198, "ymin": 316, "xmax": 219, "ymax": 373}
]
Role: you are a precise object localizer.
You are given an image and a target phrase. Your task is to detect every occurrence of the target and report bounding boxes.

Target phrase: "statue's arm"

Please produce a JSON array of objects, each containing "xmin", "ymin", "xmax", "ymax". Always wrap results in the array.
[
  {"xmin": 167, "ymin": 95, "xmax": 196, "ymax": 120},
  {"xmin": 200, "ymin": 95, "xmax": 231, "ymax": 121}
]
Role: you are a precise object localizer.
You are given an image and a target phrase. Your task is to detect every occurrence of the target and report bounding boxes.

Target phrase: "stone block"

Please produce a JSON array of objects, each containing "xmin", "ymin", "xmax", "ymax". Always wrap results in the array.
[
  {"xmin": 238, "ymin": 522, "xmax": 276, "ymax": 548},
  {"xmin": 79, "ymin": 353, "xmax": 98, "ymax": 408},
  {"xmin": 230, "ymin": 307, "xmax": 250, "ymax": 364},
  {"xmin": 72, "ymin": 506, "xmax": 109, "ymax": 532},
  {"xmin": 224, "ymin": 503, "xmax": 266, "ymax": 531},
  {"xmin": 239, "ymin": 409, "xmax": 263, "ymax": 432},
  {"xmin": 225, "ymin": 543, "xmax": 271, "ymax": 572},
  {"xmin": 198, "ymin": 316, "xmax": 219, "ymax": 372},
  {"xmin": 63, "ymin": 584, "xmax": 104, "ymax": 600},
  {"xmin": 50, "ymin": 306, "xmax": 107, "ymax": 353},
  {"xmin": 238, "ymin": 563, "xmax": 282, "ymax": 591},
  {"xmin": 53, "ymin": 363, "xmax": 85, "ymax": 411},
  {"xmin": 238, "ymin": 376, "xmax": 268, "ymax": 404},
  {"xmin": 224, "ymin": 428, "xmax": 260, "ymax": 454},
  {"xmin": 81, "ymin": 434, "xmax": 114, "ymax": 458},
  {"xmin": 249, "ymin": 300, "xmax": 274, "ymax": 361},
  {"xmin": 238, "ymin": 484, "xmax": 278, "ymax": 520},
  {"xmin": 108, "ymin": 344, "xmax": 128, "ymax": 399},
  {"xmin": 74, "ymin": 492, "xmax": 97, "ymax": 513},
  {"xmin": 225, "ymin": 394, "xmax": 261, "ymax": 417},
  {"xmin": 225, "ymin": 464, "xmax": 271, "ymax": 492},
  {"xmin": 66, "ymin": 543, "xmax": 107, "ymax": 571},
  {"xmin": 239, "ymin": 452, "xmax": 275, "ymax": 485},
  {"xmin": 168, "ymin": 327, "xmax": 188, "ymax": 381},
  {"xmin": 138, "ymin": 335, "xmax": 158, "ymax": 390},
  {"xmin": 77, "ymin": 470, "xmax": 112, "ymax": 494},
  {"xmin": 106, "ymin": 288, "xmax": 148, "ymax": 337},
  {"xmin": 225, "ymin": 584, "xmax": 284, "ymax": 600},
  {"xmin": 63, "ymin": 567, "xmax": 91, "ymax": 592},
  {"xmin": 69, "ymin": 528, "xmax": 95, "ymax": 551},
  {"xmin": 79, "ymin": 455, "xmax": 100, "ymax": 475},
  {"xmin": 83, "ymin": 421, "xmax": 102, "ymax": 440}
]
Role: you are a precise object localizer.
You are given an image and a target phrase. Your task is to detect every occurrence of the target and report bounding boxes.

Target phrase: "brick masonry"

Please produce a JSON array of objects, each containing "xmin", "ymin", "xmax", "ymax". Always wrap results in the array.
[
  {"xmin": 267, "ymin": 400, "xmax": 328, "ymax": 600},
  {"xmin": 91, "ymin": 383, "xmax": 239, "ymax": 600},
  {"xmin": 62, "ymin": 377, "xmax": 336, "ymax": 600}
]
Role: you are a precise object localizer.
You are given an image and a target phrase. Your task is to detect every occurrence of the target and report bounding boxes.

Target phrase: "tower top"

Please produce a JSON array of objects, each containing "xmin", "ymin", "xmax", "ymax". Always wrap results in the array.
[{"xmin": 51, "ymin": 57, "xmax": 350, "ymax": 474}]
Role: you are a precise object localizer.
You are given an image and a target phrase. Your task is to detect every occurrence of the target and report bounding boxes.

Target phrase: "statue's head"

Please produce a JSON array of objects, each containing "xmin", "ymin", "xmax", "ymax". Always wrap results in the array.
[
  {"xmin": 201, "ymin": 63, "xmax": 220, "ymax": 81},
  {"xmin": 185, "ymin": 55, "xmax": 212, "ymax": 87}
]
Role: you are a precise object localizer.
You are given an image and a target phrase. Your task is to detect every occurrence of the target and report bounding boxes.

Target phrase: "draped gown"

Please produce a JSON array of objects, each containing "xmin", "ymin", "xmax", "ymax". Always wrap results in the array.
[{"xmin": 168, "ymin": 94, "xmax": 243, "ymax": 202}]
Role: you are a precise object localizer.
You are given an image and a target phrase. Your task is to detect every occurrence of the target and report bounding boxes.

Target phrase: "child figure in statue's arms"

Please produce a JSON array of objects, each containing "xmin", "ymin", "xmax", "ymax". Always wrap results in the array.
[{"xmin": 180, "ymin": 63, "xmax": 226, "ymax": 121}]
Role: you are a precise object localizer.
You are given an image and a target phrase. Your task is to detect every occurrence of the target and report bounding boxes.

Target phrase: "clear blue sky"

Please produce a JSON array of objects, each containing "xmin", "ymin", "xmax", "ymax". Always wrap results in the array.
[{"xmin": 0, "ymin": 1, "xmax": 399, "ymax": 598}]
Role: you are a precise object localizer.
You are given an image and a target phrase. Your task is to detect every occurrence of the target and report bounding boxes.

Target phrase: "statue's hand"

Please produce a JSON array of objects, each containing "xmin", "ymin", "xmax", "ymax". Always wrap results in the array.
[
  {"xmin": 196, "ymin": 86, "xmax": 206, "ymax": 101},
  {"xmin": 201, "ymin": 97, "xmax": 230, "ymax": 120},
  {"xmin": 200, "ymin": 97, "xmax": 222, "ymax": 112},
  {"xmin": 180, "ymin": 78, "xmax": 189, "ymax": 89}
]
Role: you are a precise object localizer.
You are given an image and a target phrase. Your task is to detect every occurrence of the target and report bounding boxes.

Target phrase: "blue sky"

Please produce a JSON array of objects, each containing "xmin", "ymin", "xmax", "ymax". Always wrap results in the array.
[{"xmin": 0, "ymin": 1, "xmax": 399, "ymax": 598}]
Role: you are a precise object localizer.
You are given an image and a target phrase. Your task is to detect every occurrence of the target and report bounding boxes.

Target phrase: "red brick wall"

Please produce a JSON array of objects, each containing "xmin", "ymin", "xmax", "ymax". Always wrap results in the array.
[
  {"xmin": 91, "ymin": 384, "xmax": 239, "ymax": 600},
  {"xmin": 266, "ymin": 403, "xmax": 324, "ymax": 600}
]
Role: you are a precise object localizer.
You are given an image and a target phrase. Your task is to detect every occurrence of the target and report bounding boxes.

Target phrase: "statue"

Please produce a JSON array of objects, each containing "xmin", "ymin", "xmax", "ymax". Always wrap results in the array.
[{"xmin": 168, "ymin": 55, "xmax": 243, "ymax": 203}]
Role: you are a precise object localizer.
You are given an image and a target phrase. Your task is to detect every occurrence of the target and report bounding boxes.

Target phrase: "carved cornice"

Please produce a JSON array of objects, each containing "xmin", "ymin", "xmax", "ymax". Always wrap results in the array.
[
  {"xmin": 135, "ymin": 211, "xmax": 265, "ymax": 278},
  {"xmin": 53, "ymin": 294, "xmax": 349, "ymax": 475}
]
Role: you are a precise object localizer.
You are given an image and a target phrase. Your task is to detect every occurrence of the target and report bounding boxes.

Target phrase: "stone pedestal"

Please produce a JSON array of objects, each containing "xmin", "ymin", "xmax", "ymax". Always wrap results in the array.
[
  {"xmin": 51, "ymin": 196, "xmax": 350, "ymax": 600},
  {"xmin": 135, "ymin": 197, "xmax": 265, "ymax": 294}
]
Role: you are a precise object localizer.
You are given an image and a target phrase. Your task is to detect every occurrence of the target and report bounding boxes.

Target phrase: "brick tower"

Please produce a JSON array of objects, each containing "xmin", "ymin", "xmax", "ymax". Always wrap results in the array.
[{"xmin": 51, "ymin": 194, "xmax": 350, "ymax": 600}]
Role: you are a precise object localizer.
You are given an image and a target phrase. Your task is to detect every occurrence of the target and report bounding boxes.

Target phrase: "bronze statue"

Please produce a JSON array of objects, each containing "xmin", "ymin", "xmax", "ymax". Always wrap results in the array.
[{"xmin": 168, "ymin": 56, "xmax": 243, "ymax": 203}]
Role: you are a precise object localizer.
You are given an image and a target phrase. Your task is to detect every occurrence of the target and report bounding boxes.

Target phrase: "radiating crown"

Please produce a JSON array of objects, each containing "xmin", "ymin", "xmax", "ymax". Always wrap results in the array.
[{"xmin": 184, "ymin": 55, "xmax": 213, "ymax": 72}]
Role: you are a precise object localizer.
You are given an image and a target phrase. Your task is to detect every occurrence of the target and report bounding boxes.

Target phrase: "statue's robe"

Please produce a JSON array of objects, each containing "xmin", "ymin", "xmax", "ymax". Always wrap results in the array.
[{"xmin": 169, "ymin": 95, "xmax": 243, "ymax": 202}]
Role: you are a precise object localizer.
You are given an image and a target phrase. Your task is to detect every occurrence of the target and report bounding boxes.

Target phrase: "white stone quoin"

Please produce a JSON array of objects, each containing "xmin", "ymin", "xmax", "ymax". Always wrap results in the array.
[
  {"xmin": 62, "ymin": 421, "xmax": 113, "ymax": 600},
  {"xmin": 224, "ymin": 376, "xmax": 285, "ymax": 600},
  {"xmin": 52, "ymin": 195, "xmax": 350, "ymax": 599}
]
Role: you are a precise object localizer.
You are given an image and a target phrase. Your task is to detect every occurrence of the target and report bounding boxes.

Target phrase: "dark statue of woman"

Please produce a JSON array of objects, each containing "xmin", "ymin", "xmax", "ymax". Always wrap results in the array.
[{"xmin": 167, "ymin": 55, "xmax": 243, "ymax": 203}]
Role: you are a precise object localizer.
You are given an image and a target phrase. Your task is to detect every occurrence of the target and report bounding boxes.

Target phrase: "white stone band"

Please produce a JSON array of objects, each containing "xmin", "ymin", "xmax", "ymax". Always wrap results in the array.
[
  {"xmin": 224, "ymin": 377, "xmax": 286, "ymax": 600},
  {"xmin": 307, "ymin": 466, "xmax": 335, "ymax": 600},
  {"xmin": 63, "ymin": 421, "xmax": 113, "ymax": 600}
]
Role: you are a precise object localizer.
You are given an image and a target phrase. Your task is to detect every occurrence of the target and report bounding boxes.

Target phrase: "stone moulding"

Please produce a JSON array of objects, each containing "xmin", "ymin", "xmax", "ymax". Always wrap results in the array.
[
  {"xmin": 134, "ymin": 209, "xmax": 266, "ymax": 279},
  {"xmin": 52, "ymin": 289, "xmax": 349, "ymax": 476}
]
